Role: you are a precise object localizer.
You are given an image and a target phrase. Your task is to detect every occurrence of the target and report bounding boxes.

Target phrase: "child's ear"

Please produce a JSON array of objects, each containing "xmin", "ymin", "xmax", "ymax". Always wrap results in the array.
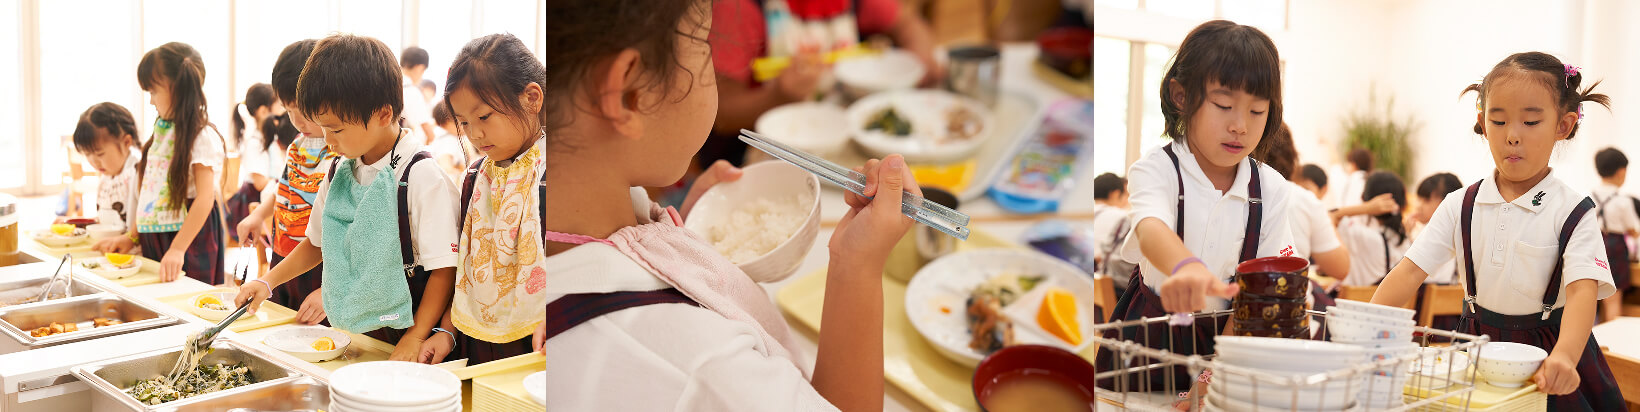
[
  {"xmin": 375, "ymin": 106, "xmax": 396, "ymax": 130},
  {"xmin": 1557, "ymin": 110, "xmax": 1578, "ymax": 140},
  {"xmin": 597, "ymin": 49, "xmax": 644, "ymax": 140},
  {"xmin": 1168, "ymin": 79, "xmax": 1186, "ymax": 109},
  {"xmin": 521, "ymin": 82, "xmax": 544, "ymax": 116},
  {"xmin": 1475, "ymin": 111, "xmax": 1486, "ymax": 138}
]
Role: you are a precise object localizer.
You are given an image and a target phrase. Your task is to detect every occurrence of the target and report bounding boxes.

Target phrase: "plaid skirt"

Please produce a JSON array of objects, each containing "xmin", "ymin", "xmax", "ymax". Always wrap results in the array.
[
  {"xmin": 137, "ymin": 204, "xmax": 225, "ymax": 285},
  {"xmin": 363, "ymin": 266, "xmax": 432, "ymax": 345},
  {"xmin": 1603, "ymin": 233, "xmax": 1631, "ymax": 291},
  {"xmin": 456, "ymin": 331, "xmax": 537, "ymax": 365},
  {"xmin": 224, "ymin": 182, "xmax": 261, "ymax": 241},
  {"xmin": 267, "ymin": 252, "xmax": 326, "ymax": 326},
  {"xmin": 1095, "ymin": 272, "xmax": 1228, "ymax": 391},
  {"xmin": 1459, "ymin": 306, "xmax": 1625, "ymax": 411}
]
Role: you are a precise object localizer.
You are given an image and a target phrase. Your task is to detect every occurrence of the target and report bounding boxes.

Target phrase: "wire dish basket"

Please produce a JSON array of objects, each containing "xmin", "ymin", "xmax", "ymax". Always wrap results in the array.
[{"xmin": 1092, "ymin": 310, "xmax": 1493, "ymax": 411}]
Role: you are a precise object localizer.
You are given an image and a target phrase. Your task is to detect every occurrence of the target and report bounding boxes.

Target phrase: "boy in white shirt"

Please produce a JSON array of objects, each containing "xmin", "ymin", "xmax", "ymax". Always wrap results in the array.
[
  {"xmin": 1592, "ymin": 148, "xmax": 1639, "ymax": 322},
  {"xmin": 400, "ymin": 46, "xmax": 438, "ymax": 145},
  {"xmin": 1090, "ymin": 173, "xmax": 1129, "ymax": 276}
]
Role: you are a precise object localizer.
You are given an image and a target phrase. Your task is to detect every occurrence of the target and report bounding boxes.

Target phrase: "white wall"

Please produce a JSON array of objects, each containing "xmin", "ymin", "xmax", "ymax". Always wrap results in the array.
[{"xmin": 1280, "ymin": 0, "xmax": 1640, "ymax": 195}]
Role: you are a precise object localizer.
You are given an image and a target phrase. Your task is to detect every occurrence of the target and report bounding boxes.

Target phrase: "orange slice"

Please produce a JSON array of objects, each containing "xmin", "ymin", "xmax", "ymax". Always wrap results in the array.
[
  {"xmin": 1035, "ymin": 287, "xmax": 1082, "ymax": 345},
  {"xmin": 312, "ymin": 337, "xmax": 336, "ymax": 351},
  {"xmin": 50, "ymin": 224, "xmax": 75, "ymax": 236},
  {"xmin": 195, "ymin": 294, "xmax": 224, "ymax": 309},
  {"xmin": 105, "ymin": 253, "xmax": 134, "ymax": 266}
]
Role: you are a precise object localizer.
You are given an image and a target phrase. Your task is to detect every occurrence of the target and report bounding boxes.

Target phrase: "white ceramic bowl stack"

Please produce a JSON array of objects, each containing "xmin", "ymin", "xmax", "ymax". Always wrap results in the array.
[
  {"xmin": 329, "ymin": 361, "xmax": 462, "ymax": 412},
  {"xmin": 1207, "ymin": 336, "xmax": 1367, "ymax": 412},
  {"xmin": 1325, "ymin": 300, "xmax": 1420, "ymax": 409}
]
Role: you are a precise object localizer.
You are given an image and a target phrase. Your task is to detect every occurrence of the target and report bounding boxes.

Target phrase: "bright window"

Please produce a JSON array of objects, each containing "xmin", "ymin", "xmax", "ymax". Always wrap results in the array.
[{"xmin": 1092, "ymin": 37, "xmax": 1129, "ymax": 178}]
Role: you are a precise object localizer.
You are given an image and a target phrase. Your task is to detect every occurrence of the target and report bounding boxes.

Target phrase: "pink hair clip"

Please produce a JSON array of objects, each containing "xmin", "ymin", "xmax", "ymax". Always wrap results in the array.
[{"xmin": 1565, "ymin": 64, "xmax": 1580, "ymax": 87}]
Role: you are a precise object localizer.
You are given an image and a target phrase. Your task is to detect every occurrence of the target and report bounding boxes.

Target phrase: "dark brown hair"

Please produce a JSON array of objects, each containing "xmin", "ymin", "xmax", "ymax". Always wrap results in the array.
[
  {"xmin": 272, "ymin": 40, "xmax": 317, "ymax": 104},
  {"xmin": 1346, "ymin": 148, "xmax": 1373, "ymax": 172},
  {"xmin": 296, "ymin": 34, "xmax": 403, "ymax": 127},
  {"xmin": 138, "ymin": 42, "xmax": 215, "ymax": 208},
  {"xmin": 443, "ymin": 34, "xmax": 546, "ymax": 140},
  {"xmin": 1462, "ymin": 52, "xmax": 1611, "ymax": 139},
  {"xmin": 1159, "ymin": 20, "xmax": 1283, "ymax": 144},
  {"xmin": 541, "ymin": 0, "xmax": 709, "ymax": 135},
  {"xmin": 72, "ymin": 102, "xmax": 139, "ymax": 152},
  {"xmin": 235, "ymin": 83, "xmax": 277, "ymax": 147},
  {"xmin": 401, "ymin": 46, "xmax": 429, "ymax": 69},
  {"xmin": 431, "ymin": 99, "xmax": 452, "ymax": 127},
  {"xmin": 1253, "ymin": 122, "xmax": 1296, "ymax": 180}
]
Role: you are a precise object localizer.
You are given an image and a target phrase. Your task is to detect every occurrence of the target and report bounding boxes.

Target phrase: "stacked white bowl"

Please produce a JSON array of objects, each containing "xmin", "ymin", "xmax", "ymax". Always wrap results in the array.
[
  {"xmin": 1207, "ymin": 336, "xmax": 1367, "ymax": 412},
  {"xmin": 1326, "ymin": 300, "xmax": 1420, "ymax": 410},
  {"xmin": 329, "ymin": 361, "xmax": 462, "ymax": 412}
]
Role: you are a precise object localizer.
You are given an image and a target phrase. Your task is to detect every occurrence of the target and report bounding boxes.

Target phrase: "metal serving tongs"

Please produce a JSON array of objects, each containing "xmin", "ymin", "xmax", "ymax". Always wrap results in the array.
[
  {"xmin": 32, "ymin": 254, "xmax": 74, "ymax": 304},
  {"xmin": 190, "ymin": 303, "xmax": 249, "ymax": 354},
  {"xmin": 739, "ymin": 129, "xmax": 971, "ymax": 240}
]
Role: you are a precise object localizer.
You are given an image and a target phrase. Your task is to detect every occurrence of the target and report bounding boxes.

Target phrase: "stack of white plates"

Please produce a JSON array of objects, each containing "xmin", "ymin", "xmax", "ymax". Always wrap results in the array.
[
  {"xmin": 1209, "ymin": 336, "xmax": 1367, "ymax": 411},
  {"xmin": 329, "ymin": 361, "xmax": 462, "ymax": 412},
  {"xmin": 1326, "ymin": 300, "xmax": 1421, "ymax": 410}
]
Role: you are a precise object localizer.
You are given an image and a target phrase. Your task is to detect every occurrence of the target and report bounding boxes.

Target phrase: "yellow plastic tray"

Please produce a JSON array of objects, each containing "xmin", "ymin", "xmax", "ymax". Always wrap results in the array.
[
  {"xmin": 314, "ymin": 332, "xmax": 397, "ymax": 371},
  {"xmin": 66, "ymin": 251, "xmax": 162, "ymax": 287},
  {"xmin": 1403, "ymin": 380, "xmax": 1546, "ymax": 411},
  {"xmin": 156, "ymin": 288, "xmax": 297, "ymax": 332},
  {"xmin": 22, "ymin": 230, "xmax": 95, "ymax": 256},
  {"xmin": 775, "ymin": 229, "xmax": 1096, "ymax": 412},
  {"xmin": 471, "ymin": 357, "xmax": 546, "ymax": 412}
]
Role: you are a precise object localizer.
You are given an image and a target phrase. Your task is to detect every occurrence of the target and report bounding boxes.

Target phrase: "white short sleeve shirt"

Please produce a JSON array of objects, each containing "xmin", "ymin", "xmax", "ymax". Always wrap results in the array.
[
  {"xmin": 1592, "ymin": 183, "xmax": 1640, "ymax": 235},
  {"xmin": 1118, "ymin": 141, "xmax": 1297, "ymax": 310},
  {"xmin": 1287, "ymin": 181, "xmax": 1342, "ymax": 260},
  {"xmin": 1404, "ymin": 171, "xmax": 1616, "ymax": 315},
  {"xmin": 1337, "ymin": 219, "xmax": 1409, "ymax": 287}
]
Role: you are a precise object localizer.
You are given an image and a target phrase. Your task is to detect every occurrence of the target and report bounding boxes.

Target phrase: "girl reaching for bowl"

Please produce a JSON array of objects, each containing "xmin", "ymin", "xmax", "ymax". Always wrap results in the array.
[{"xmin": 1370, "ymin": 52, "xmax": 1621, "ymax": 409}]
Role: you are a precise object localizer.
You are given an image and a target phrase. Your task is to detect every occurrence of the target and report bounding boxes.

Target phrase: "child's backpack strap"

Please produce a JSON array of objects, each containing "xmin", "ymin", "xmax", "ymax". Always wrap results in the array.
[
  {"xmin": 539, "ymin": 289, "xmax": 701, "ymax": 343},
  {"xmin": 456, "ymin": 157, "xmax": 550, "ymax": 245},
  {"xmin": 396, "ymin": 151, "xmax": 433, "ymax": 276},
  {"xmin": 457, "ymin": 157, "xmax": 488, "ymax": 226}
]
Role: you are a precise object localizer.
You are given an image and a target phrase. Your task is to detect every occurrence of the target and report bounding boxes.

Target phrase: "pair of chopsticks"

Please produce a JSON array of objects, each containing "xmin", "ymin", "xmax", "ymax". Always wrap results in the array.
[{"xmin": 738, "ymin": 129, "xmax": 970, "ymax": 240}]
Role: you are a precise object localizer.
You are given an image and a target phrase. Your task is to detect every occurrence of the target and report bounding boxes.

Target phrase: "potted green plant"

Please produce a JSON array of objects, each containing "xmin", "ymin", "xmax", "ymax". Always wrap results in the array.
[{"xmin": 1341, "ymin": 90, "xmax": 1418, "ymax": 179}]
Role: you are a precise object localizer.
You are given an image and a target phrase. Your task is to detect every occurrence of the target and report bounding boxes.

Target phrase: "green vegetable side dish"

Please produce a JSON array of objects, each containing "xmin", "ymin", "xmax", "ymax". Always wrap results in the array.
[
  {"xmin": 125, "ymin": 362, "xmax": 254, "ymax": 405},
  {"xmin": 866, "ymin": 107, "xmax": 913, "ymax": 137}
]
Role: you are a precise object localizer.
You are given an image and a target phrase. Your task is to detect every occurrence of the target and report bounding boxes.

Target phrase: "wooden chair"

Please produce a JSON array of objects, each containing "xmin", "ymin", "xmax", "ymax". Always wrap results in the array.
[
  {"xmin": 1599, "ymin": 347, "xmax": 1640, "ymax": 411},
  {"xmin": 1416, "ymin": 285, "xmax": 1466, "ymax": 327},
  {"xmin": 1093, "ymin": 275, "xmax": 1116, "ymax": 324},
  {"xmin": 1337, "ymin": 285, "xmax": 1378, "ymax": 303}
]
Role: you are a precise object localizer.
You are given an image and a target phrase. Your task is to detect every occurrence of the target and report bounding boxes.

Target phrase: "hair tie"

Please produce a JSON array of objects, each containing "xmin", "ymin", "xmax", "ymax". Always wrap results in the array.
[{"xmin": 1564, "ymin": 64, "xmax": 1580, "ymax": 88}]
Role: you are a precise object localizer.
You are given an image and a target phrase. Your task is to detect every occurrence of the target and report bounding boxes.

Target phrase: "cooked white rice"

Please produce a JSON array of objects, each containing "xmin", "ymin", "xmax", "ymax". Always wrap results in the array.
[{"xmin": 707, "ymin": 194, "xmax": 809, "ymax": 264}]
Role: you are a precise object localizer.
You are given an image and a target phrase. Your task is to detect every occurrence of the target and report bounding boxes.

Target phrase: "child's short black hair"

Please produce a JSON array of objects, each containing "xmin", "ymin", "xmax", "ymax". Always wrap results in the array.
[
  {"xmin": 1299, "ymin": 164, "xmax": 1328, "ymax": 190},
  {"xmin": 272, "ymin": 39, "xmax": 318, "ymax": 104},
  {"xmin": 1093, "ymin": 173, "xmax": 1126, "ymax": 200},
  {"xmin": 401, "ymin": 46, "xmax": 429, "ymax": 69},
  {"xmin": 297, "ymin": 34, "xmax": 403, "ymax": 127},
  {"xmin": 419, "ymin": 79, "xmax": 437, "ymax": 94},
  {"xmin": 72, "ymin": 102, "xmax": 138, "ymax": 152},
  {"xmin": 1597, "ymin": 147, "xmax": 1629, "ymax": 178},
  {"xmin": 1416, "ymin": 172, "xmax": 1462, "ymax": 201},
  {"xmin": 431, "ymin": 99, "xmax": 452, "ymax": 127}
]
